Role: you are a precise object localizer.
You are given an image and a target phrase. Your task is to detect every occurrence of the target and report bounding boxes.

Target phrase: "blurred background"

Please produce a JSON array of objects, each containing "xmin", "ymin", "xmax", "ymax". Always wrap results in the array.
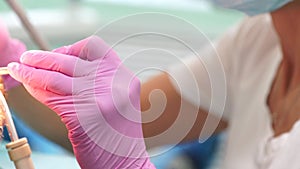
[
  {"xmin": 0, "ymin": 0, "xmax": 244, "ymax": 168},
  {"xmin": 0, "ymin": 0, "xmax": 244, "ymax": 80}
]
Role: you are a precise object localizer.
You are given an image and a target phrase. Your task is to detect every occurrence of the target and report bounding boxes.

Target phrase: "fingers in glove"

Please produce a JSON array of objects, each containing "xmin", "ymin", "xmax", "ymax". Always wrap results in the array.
[
  {"xmin": 53, "ymin": 36, "xmax": 115, "ymax": 61},
  {"xmin": 8, "ymin": 62, "xmax": 73, "ymax": 95},
  {"xmin": 20, "ymin": 50, "xmax": 94, "ymax": 77}
]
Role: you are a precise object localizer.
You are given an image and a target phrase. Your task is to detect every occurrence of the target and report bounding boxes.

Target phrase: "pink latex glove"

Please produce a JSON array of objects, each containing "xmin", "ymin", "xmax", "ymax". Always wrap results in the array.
[
  {"xmin": 8, "ymin": 36, "xmax": 155, "ymax": 169},
  {"xmin": 0, "ymin": 18, "xmax": 26, "ymax": 91}
]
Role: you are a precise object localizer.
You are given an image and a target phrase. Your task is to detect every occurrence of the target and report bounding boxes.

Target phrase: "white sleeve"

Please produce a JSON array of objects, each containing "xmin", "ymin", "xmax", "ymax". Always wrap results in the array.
[{"xmin": 167, "ymin": 23, "xmax": 242, "ymax": 121}]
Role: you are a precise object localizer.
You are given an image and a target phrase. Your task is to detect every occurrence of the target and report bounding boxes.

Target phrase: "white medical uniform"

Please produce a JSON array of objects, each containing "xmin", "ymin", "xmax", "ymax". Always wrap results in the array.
[{"xmin": 169, "ymin": 13, "xmax": 300, "ymax": 169}]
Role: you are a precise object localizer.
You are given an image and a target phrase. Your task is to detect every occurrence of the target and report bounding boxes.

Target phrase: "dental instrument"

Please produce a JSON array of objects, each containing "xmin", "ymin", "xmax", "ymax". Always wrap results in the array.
[
  {"xmin": 5, "ymin": 0, "xmax": 50, "ymax": 51},
  {"xmin": 0, "ymin": 77, "xmax": 35, "ymax": 169},
  {"xmin": 0, "ymin": 90, "xmax": 18, "ymax": 141},
  {"xmin": 0, "ymin": 77, "xmax": 5, "ymax": 135}
]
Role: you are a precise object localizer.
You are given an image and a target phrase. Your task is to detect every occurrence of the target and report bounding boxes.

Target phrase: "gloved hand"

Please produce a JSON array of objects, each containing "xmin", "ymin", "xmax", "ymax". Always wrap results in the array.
[
  {"xmin": 0, "ymin": 18, "xmax": 26, "ymax": 91},
  {"xmin": 8, "ymin": 36, "xmax": 155, "ymax": 169}
]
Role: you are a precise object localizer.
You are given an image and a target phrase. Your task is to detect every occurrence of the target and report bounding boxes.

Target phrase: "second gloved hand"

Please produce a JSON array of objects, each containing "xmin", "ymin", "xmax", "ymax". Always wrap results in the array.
[
  {"xmin": 8, "ymin": 36, "xmax": 155, "ymax": 169},
  {"xmin": 0, "ymin": 18, "xmax": 26, "ymax": 91}
]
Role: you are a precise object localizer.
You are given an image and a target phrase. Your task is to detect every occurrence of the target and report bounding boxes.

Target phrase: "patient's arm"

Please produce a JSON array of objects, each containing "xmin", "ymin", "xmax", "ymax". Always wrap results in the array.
[
  {"xmin": 141, "ymin": 73, "xmax": 228, "ymax": 149},
  {"xmin": 7, "ymin": 86, "xmax": 73, "ymax": 152}
]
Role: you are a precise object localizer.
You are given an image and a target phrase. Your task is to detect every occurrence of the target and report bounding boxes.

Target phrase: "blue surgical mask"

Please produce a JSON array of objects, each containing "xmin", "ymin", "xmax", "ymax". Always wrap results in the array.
[{"xmin": 211, "ymin": 0, "xmax": 293, "ymax": 16}]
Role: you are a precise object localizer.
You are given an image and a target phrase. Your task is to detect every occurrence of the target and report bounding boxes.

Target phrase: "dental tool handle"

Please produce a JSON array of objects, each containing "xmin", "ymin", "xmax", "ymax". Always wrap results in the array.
[
  {"xmin": 5, "ymin": 0, "xmax": 50, "ymax": 51},
  {"xmin": 0, "ymin": 114, "xmax": 4, "ymax": 134},
  {"xmin": 0, "ymin": 90, "xmax": 18, "ymax": 141},
  {"xmin": 6, "ymin": 138, "xmax": 35, "ymax": 169}
]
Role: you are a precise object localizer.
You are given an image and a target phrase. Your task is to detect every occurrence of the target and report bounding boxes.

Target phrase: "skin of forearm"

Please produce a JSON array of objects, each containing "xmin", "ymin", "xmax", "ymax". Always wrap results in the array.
[
  {"xmin": 141, "ymin": 73, "xmax": 228, "ymax": 149},
  {"xmin": 6, "ymin": 85, "xmax": 73, "ymax": 152}
]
